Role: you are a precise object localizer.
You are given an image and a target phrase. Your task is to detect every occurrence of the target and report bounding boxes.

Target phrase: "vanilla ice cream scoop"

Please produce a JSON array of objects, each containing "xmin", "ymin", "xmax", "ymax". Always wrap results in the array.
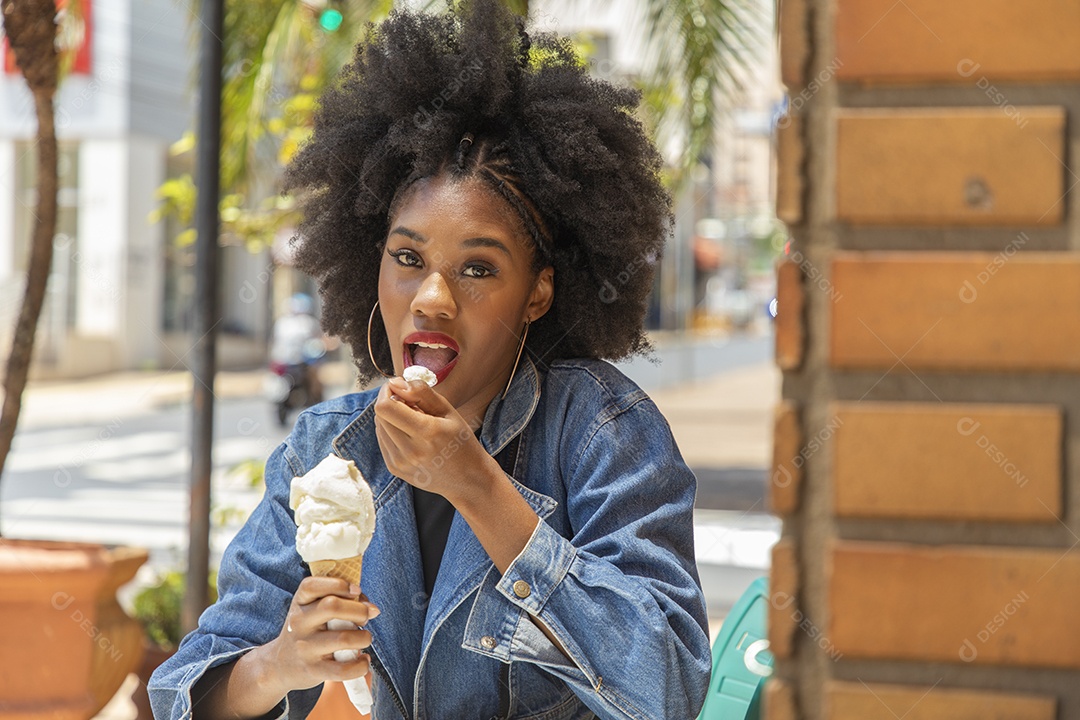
[
  {"xmin": 403, "ymin": 364, "xmax": 438, "ymax": 387},
  {"xmin": 289, "ymin": 454, "xmax": 376, "ymax": 563}
]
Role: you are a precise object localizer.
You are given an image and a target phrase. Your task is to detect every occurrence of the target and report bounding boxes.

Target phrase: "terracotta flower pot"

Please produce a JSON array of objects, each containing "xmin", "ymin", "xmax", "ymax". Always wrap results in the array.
[{"xmin": 0, "ymin": 539, "xmax": 146, "ymax": 720}]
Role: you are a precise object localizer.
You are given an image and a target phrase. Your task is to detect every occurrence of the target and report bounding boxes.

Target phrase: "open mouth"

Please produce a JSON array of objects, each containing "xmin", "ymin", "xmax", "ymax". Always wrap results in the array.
[{"xmin": 402, "ymin": 332, "xmax": 460, "ymax": 385}]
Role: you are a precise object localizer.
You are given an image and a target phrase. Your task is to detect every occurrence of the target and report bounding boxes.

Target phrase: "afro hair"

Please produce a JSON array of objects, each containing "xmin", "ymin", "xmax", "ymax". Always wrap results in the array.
[{"xmin": 283, "ymin": 0, "xmax": 672, "ymax": 386}]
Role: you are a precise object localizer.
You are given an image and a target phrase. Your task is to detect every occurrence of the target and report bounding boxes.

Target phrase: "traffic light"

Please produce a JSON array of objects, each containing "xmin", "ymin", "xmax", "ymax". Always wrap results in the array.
[{"xmin": 318, "ymin": 4, "xmax": 343, "ymax": 32}]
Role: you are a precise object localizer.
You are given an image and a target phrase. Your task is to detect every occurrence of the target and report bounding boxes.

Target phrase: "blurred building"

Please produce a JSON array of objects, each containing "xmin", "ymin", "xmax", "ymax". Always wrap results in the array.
[
  {"xmin": 0, "ymin": 0, "xmax": 272, "ymax": 379},
  {"xmin": 534, "ymin": 0, "xmax": 784, "ymax": 331}
]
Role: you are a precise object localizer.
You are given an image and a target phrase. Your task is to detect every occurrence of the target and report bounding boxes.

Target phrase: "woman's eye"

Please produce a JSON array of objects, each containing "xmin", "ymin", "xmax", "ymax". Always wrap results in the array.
[
  {"xmin": 388, "ymin": 248, "xmax": 421, "ymax": 267},
  {"xmin": 461, "ymin": 264, "xmax": 495, "ymax": 279}
]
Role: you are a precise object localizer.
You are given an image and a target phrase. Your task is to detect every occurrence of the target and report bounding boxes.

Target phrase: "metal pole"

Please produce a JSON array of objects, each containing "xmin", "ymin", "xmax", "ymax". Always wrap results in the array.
[{"xmin": 183, "ymin": 0, "xmax": 223, "ymax": 635}]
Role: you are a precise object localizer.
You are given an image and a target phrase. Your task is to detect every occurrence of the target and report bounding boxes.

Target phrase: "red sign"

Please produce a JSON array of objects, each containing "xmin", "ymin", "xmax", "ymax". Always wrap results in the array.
[{"xmin": 3, "ymin": 0, "xmax": 92, "ymax": 76}]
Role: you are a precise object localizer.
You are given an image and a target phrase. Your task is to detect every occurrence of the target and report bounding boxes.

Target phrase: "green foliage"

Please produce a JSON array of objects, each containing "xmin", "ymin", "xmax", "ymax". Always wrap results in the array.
[
  {"xmin": 640, "ymin": 0, "xmax": 769, "ymax": 191},
  {"xmin": 132, "ymin": 570, "xmax": 218, "ymax": 649},
  {"xmin": 154, "ymin": 0, "xmax": 392, "ymax": 252},
  {"xmin": 229, "ymin": 458, "xmax": 267, "ymax": 489}
]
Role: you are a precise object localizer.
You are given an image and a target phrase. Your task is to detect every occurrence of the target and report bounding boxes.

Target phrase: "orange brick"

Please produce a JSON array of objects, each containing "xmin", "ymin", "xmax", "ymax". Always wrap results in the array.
[
  {"xmin": 835, "ymin": 0, "xmax": 1080, "ymax": 83},
  {"xmin": 764, "ymin": 679, "xmax": 797, "ymax": 720},
  {"xmin": 828, "ymin": 541, "xmax": 1080, "ymax": 668},
  {"xmin": 770, "ymin": 402, "xmax": 803, "ymax": 516},
  {"xmin": 836, "ymin": 108, "xmax": 1066, "ymax": 226},
  {"xmin": 775, "ymin": 259, "xmax": 805, "ymax": 370},
  {"xmin": 830, "ymin": 252, "xmax": 1080, "ymax": 372},
  {"xmin": 779, "ymin": 0, "xmax": 809, "ymax": 88},
  {"xmin": 776, "ymin": 116, "xmax": 803, "ymax": 224},
  {"xmin": 768, "ymin": 539, "xmax": 798, "ymax": 659},
  {"xmin": 832, "ymin": 403, "xmax": 1062, "ymax": 522},
  {"xmin": 828, "ymin": 680, "xmax": 1056, "ymax": 720}
]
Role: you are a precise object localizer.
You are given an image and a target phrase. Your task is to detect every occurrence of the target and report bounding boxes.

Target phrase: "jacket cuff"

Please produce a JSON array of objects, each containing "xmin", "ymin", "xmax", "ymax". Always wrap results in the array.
[
  {"xmin": 150, "ymin": 647, "xmax": 290, "ymax": 720},
  {"xmin": 495, "ymin": 518, "xmax": 576, "ymax": 614}
]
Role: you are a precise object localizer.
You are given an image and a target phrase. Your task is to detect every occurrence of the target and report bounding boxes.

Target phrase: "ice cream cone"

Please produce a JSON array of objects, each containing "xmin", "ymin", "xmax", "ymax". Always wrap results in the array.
[
  {"xmin": 290, "ymin": 455, "xmax": 376, "ymax": 714},
  {"xmin": 309, "ymin": 555, "xmax": 363, "ymax": 586},
  {"xmin": 308, "ymin": 554, "xmax": 373, "ymax": 713}
]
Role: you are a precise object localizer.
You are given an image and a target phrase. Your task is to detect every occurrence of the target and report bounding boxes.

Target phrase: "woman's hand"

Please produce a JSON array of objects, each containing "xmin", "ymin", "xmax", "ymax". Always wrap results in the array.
[
  {"xmin": 259, "ymin": 577, "xmax": 379, "ymax": 694},
  {"xmin": 191, "ymin": 577, "xmax": 379, "ymax": 719},
  {"xmin": 372, "ymin": 377, "xmax": 502, "ymax": 504}
]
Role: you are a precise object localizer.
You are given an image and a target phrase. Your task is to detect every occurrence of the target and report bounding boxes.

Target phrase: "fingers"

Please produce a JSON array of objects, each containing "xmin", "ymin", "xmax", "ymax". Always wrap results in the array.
[
  {"xmin": 375, "ymin": 383, "xmax": 433, "ymax": 434},
  {"xmin": 294, "ymin": 576, "xmax": 358, "ymax": 606},
  {"xmin": 387, "ymin": 376, "xmax": 454, "ymax": 416},
  {"xmin": 374, "ymin": 412, "xmax": 414, "ymax": 455},
  {"xmin": 312, "ymin": 625, "xmax": 374, "ymax": 656},
  {"xmin": 374, "ymin": 416, "xmax": 406, "ymax": 474},
  {"xmin": 291, "ymin": 578, "xmax": 380, "ymax": 634},
  {"xmin": 309, "ymin": 594, "xmax": 380, "ymax": 628},
  {"xmin": 317, "ymin": 653, "xmax": 372, "ymax": 682}
]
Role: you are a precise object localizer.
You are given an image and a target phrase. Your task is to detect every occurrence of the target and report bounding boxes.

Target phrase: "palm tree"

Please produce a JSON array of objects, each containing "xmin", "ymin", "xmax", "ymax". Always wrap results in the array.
[
  {"xmin": 0, "ymin": 0, "xmax": 61, "ymax": 535},
  {"xmin": 639, "ymin": 0, "xmax": 769, "ymax": 184}
]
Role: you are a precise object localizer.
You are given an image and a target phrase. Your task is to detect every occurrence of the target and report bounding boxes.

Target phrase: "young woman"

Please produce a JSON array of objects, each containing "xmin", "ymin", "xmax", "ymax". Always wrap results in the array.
[{"xmin": 150, "ymin": 1, "xmax": 711, "ymax": 717}]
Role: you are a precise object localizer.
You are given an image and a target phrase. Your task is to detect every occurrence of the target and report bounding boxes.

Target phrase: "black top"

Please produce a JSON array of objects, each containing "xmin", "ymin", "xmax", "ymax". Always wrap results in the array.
[
  {"xmin": 412, "ymin": 429, "xmax": 520, "ymax": 600},
  {"xmin": 412, "ymin": 484, "xmax": 455, "ymax": 599}
]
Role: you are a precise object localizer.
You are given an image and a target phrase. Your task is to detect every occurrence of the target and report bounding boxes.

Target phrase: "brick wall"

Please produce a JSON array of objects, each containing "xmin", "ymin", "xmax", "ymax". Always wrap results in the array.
[{"xmin": 768, "ymin": 0, "xmax": 1080, "ymax": 717}]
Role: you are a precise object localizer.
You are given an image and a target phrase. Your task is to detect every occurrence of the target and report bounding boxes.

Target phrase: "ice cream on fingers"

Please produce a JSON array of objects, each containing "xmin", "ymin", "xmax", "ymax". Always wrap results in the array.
[
  {"xmin": 289, "ymin": 454, "xmax": 376, "ymax": 713},
  {"xmin": 403, "ymin": 364, "xmax": 438, "ymax": 387}
]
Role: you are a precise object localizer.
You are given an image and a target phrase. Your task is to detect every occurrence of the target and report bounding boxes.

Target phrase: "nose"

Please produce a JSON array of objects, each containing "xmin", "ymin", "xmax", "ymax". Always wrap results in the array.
[{"xmin": 410, "ymin": 271, "xmax": 457, "ymax": 319}]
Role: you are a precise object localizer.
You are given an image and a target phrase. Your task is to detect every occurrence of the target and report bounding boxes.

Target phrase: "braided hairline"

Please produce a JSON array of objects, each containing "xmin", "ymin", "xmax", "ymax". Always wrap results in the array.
[
  {"xmin": 384, "ymin": 136, "xmax": 555, "ymax": 270},
  {"xmin": 459, "ymin": 136, "xmax": 554, "ymax": 268}
]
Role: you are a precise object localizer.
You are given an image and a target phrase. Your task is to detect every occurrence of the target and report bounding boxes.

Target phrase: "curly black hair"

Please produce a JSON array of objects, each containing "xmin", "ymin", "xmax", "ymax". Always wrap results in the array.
[{"xmin": 283, "ymin": 0, "xmax": 672, "ymax": 386}]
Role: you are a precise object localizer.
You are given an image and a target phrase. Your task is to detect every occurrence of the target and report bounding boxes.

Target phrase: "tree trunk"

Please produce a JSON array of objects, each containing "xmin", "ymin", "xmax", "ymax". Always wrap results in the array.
[{"xmin": 0, "ymin": 0, "xmax": 60, "ymax": 536}]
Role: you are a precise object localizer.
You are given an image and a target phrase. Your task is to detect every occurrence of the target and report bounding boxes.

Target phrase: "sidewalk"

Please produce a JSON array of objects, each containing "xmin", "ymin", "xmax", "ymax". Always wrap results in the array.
[
  {"xmin": 649, "ymin": 360, "xmax": 779, "ymax": 469},
  {"xmin": 19, "ymin": 361, "xmax": 358, "ymax": 429}
]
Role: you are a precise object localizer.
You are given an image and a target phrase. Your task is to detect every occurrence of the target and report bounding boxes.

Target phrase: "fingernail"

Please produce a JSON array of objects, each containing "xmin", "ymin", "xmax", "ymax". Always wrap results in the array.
[
  {"xmin": 389, "ymin": 377, "xmax": 407, "ymax": 391},
  {"xmin": 370, "ymin": 604, "xmax": 381, "ymax": 618},
  {"xmin": 349, "ymin": 583, "xmax": 361, "ymax": 596}
]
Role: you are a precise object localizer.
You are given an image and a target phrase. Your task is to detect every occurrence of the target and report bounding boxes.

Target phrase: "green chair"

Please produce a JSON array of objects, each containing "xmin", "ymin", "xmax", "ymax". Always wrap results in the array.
[{"xmin": 698, "ymin": 576, "xmax": 774, "ymax": 720}]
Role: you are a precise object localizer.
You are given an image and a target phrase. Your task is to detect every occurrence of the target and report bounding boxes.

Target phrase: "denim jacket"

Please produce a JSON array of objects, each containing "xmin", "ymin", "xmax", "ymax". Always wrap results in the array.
[{"xmin": 150, "ymin": 356, "xmax": 711, "ymax": 719}]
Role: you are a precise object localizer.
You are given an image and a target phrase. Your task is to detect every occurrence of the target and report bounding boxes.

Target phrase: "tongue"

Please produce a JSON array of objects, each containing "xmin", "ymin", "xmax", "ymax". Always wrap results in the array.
[{"xmin": 412, "ymin": 345, "xmax": 457, "ymax": 373}]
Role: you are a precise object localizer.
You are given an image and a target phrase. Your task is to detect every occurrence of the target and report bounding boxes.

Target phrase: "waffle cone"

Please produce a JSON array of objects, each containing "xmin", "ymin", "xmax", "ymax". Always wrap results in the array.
[{"xmin": 308, "ymin": 555, "xmax": 363, "ymax": 585}]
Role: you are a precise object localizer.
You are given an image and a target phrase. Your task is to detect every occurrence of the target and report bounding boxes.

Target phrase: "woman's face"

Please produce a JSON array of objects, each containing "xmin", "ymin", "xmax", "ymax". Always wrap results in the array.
[{"xmin": 378, "ymin": 173, "xmax": 554, "ymax": 427}]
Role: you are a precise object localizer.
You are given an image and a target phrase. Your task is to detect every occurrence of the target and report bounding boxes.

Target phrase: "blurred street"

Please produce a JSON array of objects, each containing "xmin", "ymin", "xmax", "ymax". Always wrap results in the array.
[{"xmin": 0, "ymin": 328, "xmax": 779, "ymax": 625}]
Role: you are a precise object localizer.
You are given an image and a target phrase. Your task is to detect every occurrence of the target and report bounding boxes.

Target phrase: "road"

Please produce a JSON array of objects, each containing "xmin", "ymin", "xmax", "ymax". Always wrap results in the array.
[
  {"xmin": 0, "ymin": 329, "xmax": 778, "ymax": 617},
  {"xmin": 1, "ymin": 396, "xmax": 293, "ymax": 570}
]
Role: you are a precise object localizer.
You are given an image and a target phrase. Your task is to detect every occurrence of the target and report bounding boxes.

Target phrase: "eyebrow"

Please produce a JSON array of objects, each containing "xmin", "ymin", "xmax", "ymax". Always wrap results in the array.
[{"xmin": 389, "ymin": 226, "xmax": 512, "ymax": 258}]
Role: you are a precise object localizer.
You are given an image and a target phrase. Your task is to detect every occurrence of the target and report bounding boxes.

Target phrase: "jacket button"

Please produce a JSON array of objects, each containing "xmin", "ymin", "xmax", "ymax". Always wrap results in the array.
[
  {"xmin": 481, "ymin": 635, "xmax": 497, "ymax": 650},
  {"xmin": 512, "ymin": 580, "xmax": 531, "ymax": 598}
]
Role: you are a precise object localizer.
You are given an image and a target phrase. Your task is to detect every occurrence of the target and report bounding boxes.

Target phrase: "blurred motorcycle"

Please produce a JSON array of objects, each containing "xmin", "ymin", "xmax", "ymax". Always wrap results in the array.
[{"xmin": 264, "ymin": 338, "xmax": 326, "ymax": 426}]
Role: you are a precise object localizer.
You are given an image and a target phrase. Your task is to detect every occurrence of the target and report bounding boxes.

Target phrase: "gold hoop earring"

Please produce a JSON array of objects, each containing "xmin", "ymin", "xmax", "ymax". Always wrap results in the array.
[
  {"xmin": 367, "ymin": 301, "xmax": 395, "ymax": 379},
  {"xmin": 502, "ymin": 319, "xmax": 530, "ymax": 399}
]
